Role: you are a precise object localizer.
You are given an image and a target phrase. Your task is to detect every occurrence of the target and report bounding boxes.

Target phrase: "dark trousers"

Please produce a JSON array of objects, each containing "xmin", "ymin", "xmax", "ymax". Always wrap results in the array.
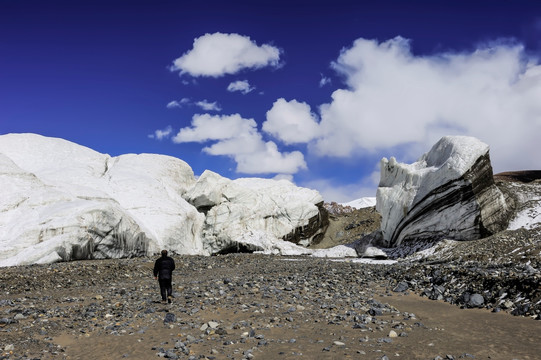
[{"xmin": 158, "ymin": 278, "xmax": 172, "ymax": 300}]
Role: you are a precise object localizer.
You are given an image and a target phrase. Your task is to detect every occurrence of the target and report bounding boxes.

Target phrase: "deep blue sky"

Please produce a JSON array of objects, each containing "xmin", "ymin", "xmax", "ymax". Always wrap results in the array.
[{"xmin": 2, "ymin": 0, "xmax": 541, "ymax": 202}]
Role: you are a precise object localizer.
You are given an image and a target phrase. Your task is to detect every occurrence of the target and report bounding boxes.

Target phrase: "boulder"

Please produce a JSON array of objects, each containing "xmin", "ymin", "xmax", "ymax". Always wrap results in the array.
[
  {"xmin": 376, "ymin": 136, "xmax": 510, "ymax": 247},
  {"xmin": 352, "ymin": 232, "xmax": 388, "ymax": 259}
]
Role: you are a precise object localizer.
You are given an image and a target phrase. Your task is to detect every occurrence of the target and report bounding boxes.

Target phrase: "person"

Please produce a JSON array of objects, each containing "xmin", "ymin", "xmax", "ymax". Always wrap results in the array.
[{"xmin": 153, "ymin": 250, "xmax": 176, "ymax": 304}]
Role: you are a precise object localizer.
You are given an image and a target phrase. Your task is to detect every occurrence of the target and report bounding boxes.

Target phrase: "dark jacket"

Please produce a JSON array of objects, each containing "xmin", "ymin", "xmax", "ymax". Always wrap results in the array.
[{"xmin": 153, "ymin": 255, "xmax": 175, "ymax": 280}]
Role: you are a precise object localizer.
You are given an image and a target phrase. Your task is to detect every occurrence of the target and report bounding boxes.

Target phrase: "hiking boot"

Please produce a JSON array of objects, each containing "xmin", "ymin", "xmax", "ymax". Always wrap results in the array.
[{"xmin": 167, "ymin": 296, "xmax": 173, "ymax": 304}]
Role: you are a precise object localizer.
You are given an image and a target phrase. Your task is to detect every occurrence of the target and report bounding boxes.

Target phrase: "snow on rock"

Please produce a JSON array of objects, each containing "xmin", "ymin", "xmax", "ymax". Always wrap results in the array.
[
  {"xmin": 185, "ymin": 170, "xmax": 328, "ymax": 254},
  {"xmin": 376, "ymin": 135, "xmax": 510, "ymax": 247},
  {"xmin": 0, "ymin": 133, "xmax": 330, "ymax": 266},
  {"xmin": 506, "ymin": 182, "xmax": 541, "ymax": 231}
]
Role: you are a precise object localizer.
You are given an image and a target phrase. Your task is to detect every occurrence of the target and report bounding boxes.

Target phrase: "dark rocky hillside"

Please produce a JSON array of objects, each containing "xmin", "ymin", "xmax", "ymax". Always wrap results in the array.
[{"xmin": 313, "ymin": 203, "xmax": 381, "ymax": 249}]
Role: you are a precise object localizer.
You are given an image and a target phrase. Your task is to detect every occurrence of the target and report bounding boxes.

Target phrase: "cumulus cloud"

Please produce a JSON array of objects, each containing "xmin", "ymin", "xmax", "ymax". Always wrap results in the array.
[
  {"xmin": 195, "ymin": 99, "xmax": 222, "ymax": 111},
  {"xmin": 263, "ymin": 98, "xmax": 321, "ymax": 144},
  {"xmin": 170, "ymin": 32, "xmax": 281, "ymax": 77},
  {"xmin": 172, "ymin": 113, "xmax": 306, "ymax": 174},
  {"xmin": 148, "ymin": 126, "xmax": 173, "ymax": 140},
  {"xmin": 227, "ymin": 80, "xmax": 255, "ymax": 94},
  {"xmin": 273, "ymin": 36, "xmax": 541, "ymax": 172}
]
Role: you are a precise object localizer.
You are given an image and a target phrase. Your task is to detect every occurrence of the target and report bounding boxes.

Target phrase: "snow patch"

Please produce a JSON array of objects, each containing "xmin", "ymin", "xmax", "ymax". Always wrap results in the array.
[{"xmin": 342, "ymin": 197, "xmax": 376, "ymax": 209}]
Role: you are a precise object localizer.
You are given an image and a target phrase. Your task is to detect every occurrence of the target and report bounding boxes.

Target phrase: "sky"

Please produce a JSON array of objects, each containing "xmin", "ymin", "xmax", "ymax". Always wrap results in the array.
[{"xmin": 1, "ymin": 0, "xmax": 541, "ymax": 202}]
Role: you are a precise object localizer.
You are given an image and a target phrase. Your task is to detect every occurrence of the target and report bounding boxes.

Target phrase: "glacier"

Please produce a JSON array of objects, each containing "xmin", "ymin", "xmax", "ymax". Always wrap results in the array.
[{"xmin": 0, "ymin": 133, "xmax": 334, "ymax": 266}]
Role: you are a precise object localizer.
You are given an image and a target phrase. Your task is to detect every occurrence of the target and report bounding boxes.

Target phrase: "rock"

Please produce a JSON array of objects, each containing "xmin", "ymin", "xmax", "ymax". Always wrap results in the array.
[
  {"xmin": 467, "ymin": 294, "xmax": 485, "ymax": 308},
  {"xmin": 393, "ymin": 281, "xmax": 409, "ymax": 292},
  {"xmin": 368, "ymin": 307, "xmax": 383, "ymax": 316},
  {"xmin": 207, "ymin": 321, "xmax": 219, "ymax": 329},
  {"xmin": 428, "ymin": 285, "xmax": 446, "ymax": 301},
  {"xmin": 0, "ymin": 318, "xmax": 16, "ymax": 326},
  {"xmin": 502, "ymin": 300, "xmax": 514, "ymax": 309},
  {"xmin": 163, "ymin": 313, "xmax": 176, "ymax": 324},
  {"xmin": 164, "ymin": 350, "xmax": 178, "ymax": 359},
  {"xmin": 511, "ymin": 304, "xmax": 530, "ymax": 316},
  {"xmin": 376, "ymin": 136, "xmax": 510, "ymax": 247}
]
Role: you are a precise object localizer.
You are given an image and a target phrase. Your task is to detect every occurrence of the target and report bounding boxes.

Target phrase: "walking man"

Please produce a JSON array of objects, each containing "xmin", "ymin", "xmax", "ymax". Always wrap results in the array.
[{"xmin": 153, "ymin": 250, "xmax": 175, "ymax": 303}]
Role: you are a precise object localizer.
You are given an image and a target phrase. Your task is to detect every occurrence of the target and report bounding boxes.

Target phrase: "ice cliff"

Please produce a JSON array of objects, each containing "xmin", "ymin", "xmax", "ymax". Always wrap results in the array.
[
  {"xmin": 376, "ymin": 136, "xmax": 510, "ymax": 247},
  {"xmin": 0, "ymin": 133, "xmax": 327, "ymax": 266}
]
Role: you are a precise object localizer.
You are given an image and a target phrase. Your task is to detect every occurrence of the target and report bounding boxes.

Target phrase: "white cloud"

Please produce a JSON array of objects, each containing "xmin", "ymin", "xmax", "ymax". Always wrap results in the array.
[
  {"xmin": 166, "ymin": 101, "xmax": 181, "ymax": 109},
  {"xmin": 170, "ymin": 32, "xmax": 281, "ymax": 77},
  {"xmin": 172, "ymin": 113, "xmax": 306, "ymax": 174},
  {"xmin": 195, "ymin": 99, "xmax": 222, "ymax": 111},
  {"xmin": 263, "ymin": 98, "xmax": 321, "ymax": 144},
  {"xmin": 319, "ymin": 75, "xmax": 331, "ymax": 87},
  {"xmin": 166, "ymin": 98, "xmax": 190, "ymax": 109},
  {"xmin": 148, "ymin": 126, "xmax": 173, "ymax": 140},
  {"xmin": 173, "ymin": 113, "xmax": 256, "ymax": 143},
  {"xmin": 227, "ymin": 80, "xmax": 255, "ymax": 94},
  {"xmin": 234, "ymin": 141, "xmax": 306, "ymax": 174},
  {"xmin": 272, "ymin": 174, "xmax": 294, "ymax": 182},
  {"xmin": 167, "ymin": 98, "xmax": 221, "ymax": 111},
  {"xmin": 306, "ymin": 36, "xmax": 541, "ymax": 172}
]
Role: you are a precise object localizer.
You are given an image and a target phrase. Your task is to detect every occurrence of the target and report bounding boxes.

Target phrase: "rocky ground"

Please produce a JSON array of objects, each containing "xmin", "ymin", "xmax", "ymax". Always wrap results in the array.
[{"xmin": 1, "ymin": 252, "xmax": 540, "ymax": 360}]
